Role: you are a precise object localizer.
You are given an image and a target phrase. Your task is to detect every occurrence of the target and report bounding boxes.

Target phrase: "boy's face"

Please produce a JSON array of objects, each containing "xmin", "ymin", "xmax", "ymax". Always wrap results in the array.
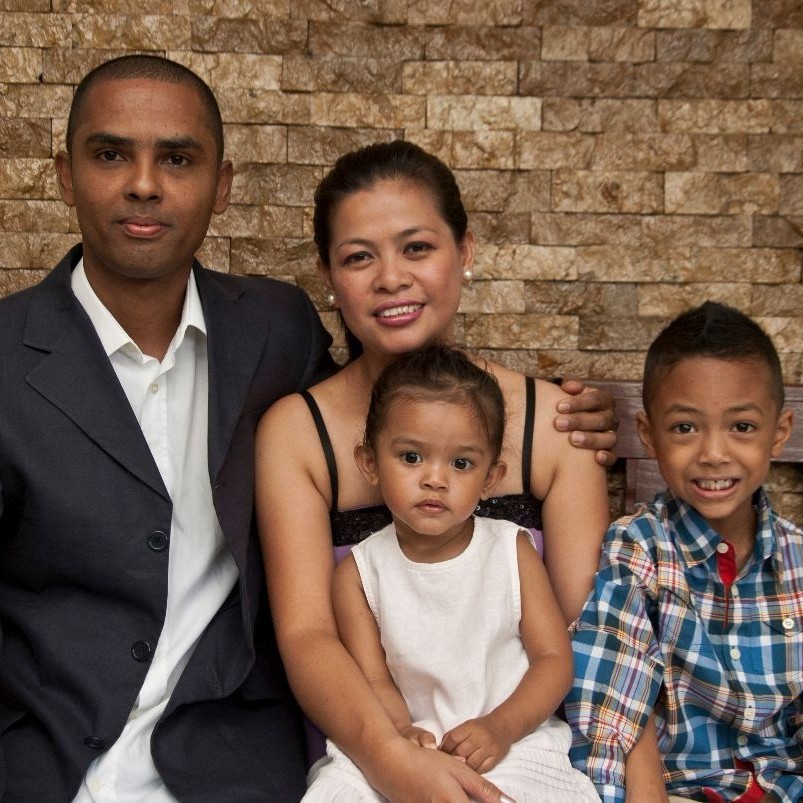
[{"xmin": 637, "ymin": 356, "xmax": 793, "ymax": 544}]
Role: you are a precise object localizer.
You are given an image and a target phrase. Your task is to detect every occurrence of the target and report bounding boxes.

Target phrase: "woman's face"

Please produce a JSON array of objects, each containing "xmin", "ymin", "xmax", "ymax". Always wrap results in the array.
[{"xmin": 322, "ymin": 178, "xmax": 473, "ymax": 360}]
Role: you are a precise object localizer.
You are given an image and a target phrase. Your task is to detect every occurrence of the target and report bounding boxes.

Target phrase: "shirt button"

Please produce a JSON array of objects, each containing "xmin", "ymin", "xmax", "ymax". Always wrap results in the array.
[
  {"xmin": 731, "ymin": 586, "xmax": 739, "ymax": 598},
  {"xmin": 730, "ymin": 647, "xmax": 741, "ymax": 660},
  {"xmin": 782, "ymin": 617, "xmax": 795, "ymax": 631},
  {"xmin": 716, "ymin": 542, "xmax": 729, "ymax": 554},
  {"xmin": 150, "ymin": 383, "xmax": 159, "ymax": 394},
  {"xmin": 737, "ymin": 734, "xmax": 748, "ymax": 746},
  {"xmin": 131, "ymin": 640, "xmax": 153, "ymax": 662},
  {"xmin": 84, "ymin": 735, "xmax": 106, "ymax": 750},
  {"xmin": 147, "ymin": 530, "xmax": 169, "ymax": 551}
]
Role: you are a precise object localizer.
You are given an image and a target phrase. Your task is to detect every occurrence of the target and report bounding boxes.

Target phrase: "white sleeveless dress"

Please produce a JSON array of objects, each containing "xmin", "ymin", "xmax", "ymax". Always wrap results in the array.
[{"xmin": 304, "ymin": 517, "xmax": 599, "ymax": 802}]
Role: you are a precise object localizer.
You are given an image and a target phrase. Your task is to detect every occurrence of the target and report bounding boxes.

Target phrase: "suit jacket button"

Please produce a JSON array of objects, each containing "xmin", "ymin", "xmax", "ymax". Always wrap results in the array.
[
  {"xmin": 148, "ymin": 530, "xmax": 169, "ymax": 551},
  {"xmin": 131, "ymin": 640, "xmax": 153, "ymax": 662},
  {"xmin": 84, "ymin": 736, "xmax": 106, "ymax": 750}
]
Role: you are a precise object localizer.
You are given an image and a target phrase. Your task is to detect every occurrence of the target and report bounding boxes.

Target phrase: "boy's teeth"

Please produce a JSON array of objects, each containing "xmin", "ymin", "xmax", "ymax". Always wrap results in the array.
[{"xmin": 697, "ymin": 479, "xmax": 735, "ymax": 491}]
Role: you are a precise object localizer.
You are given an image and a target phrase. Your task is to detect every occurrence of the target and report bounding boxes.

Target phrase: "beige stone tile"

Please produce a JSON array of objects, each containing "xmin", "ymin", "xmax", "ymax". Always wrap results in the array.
[
  {"xmin": 458, "ymin": 280, "xmax": 525, "ymax": 314},
  {"xmin": 579, "ymin": 315, "xmax": 665, "ymax": 350},
  {"xmin": 758, "ymin": 316, "xmax": 803, "ymax": 354},
  {"xmin": 665, "ymin": 172, "xmax": 779, "ymax": 215},
  {"xmin": 427, "ymin": 95, "xmax": 541, "ymax": 131},
  {"xmin": 402, "ymin": 61, "xmax": 516, "ymax": 96},
  {"xmin": 655, "ymin": 29, "xmax": 772, "ymax": 63},
  {"xmin": 55, "ymin": 0, "xmax": 172, "ymax": 10},
  {"xmin": 692, "ymin": 135, "xmax": 749, "ymax": 172},
  {"xmin": 0, "ymin": 12, "xmax": 72, "ymax": 46},
  {"xmin": 224, "ymin": 125, "xmax": 286, "ymax": 164},
  {"xmin": 517, "ymin": 132, "xmax": 594, "ymax": 170},
  {"xmin": 231, "ymin": 236, "xmax": 318, "ymax": 277},
  {"xmin": 468, "ymin": 211, "xmax": 530, "ymax": 244},
  {"xmin": 542, "ymin": 98, "xmax": 658, "ymax": 133},
  {"xmin": 752, "ymin": 215, "xmax": 803, "ymax": 248},
  {"xmin": 553, "ymin": 169, "xmax": 663, "ymax": 214},
  {"xmin": 190, "ymin": 16, "xmax": 306, "ymax": 53},
  {"xmin": 73, "ymin": 14, "xmax": 192, "ymax": 49},
  {"xmin": 659, "ymin": 99, "xmax": 770, "ymax": 134},
  {"xmin": 0, "ymin": 268, "xmax": 50, "ymax": 297},
  {"xmin": 195, "ymin": 237, "xmax": 230, "ymax": 273},
  {"xmin": 309, "ymin": 21, "xmax": 423, "ymax": 59},
  {"xmin": 752, "ymin": 0, "xmax": 803, "ymax": 28},
  {"xmin": 450, "ymin": 130, "xmax": 516, "ymax": 169},
  {"xmin": 455, "ymin": 169, "xmax": 550, "ymax": 213},
  {"xmin": 774, "ymin": 29, "xmax": 803, "ymax": 64},
  {"xmin": 0, "ymin": 48, "xmax": 41, "ymax": 83},
  {"xmin": 0, "ymin": 119, "xmax": 51, "ymax": 157},
  {"xmin": 593, "ymin": 133, "xmax": 695, "ymax": 170},
  {"xmin": 290, "ymin": 0, "xmax": 404, "ymax": 24},
  {"xmin": 541, "ymin": 25, "xmax": 654, "ymax": 63},
  {"xmin": 637, "ymin": 282, "xmax": 751, "ymax": 317},
  {"xmin": 780, "ymin": 176, "xmax": 803, "ymax": 216},
  {"xmin": 771, "ymin": 101, "xmax": 803, "ymax": 134},
  {"xmin": 0, "ymin": 158, "xmax": 59, "ymax": 200},
  {"xmin": 283, "ymin": 56, "xmax": 403, "ymax": 93},
  {"xmin": 523, "ymin": 0, "xmax": 636, "ymax": 26},
  {"xmin": 748, "ymin": 135, "xmax": 803, "ymax": 172},
  {"xmin": 0, "ymin": 232, "xmax": 79, "ymax": 268},
  {"xmin": 310, "ymin": 92, "xmax": 424, "ymax": 129},
  {"xmin": 751, "ymin": 284, "xmax": 803, "ymax": 318},
  {"xmin": 465, "ymin": 313, "xmax": 578, "ymax": 350},
  {"xmin": 524, "ymin": 280, "xmax": 638, "ymax": 316},
  {"xmin": 408, "ymin": 0, "xmax": 522, "ymax": 25},
  {"xmin": 0, "ymin": 200, "xmax": 70, "ymax": 231},
  {"xmin": 0, "ymin": 84, "xmax": 71, "ymax": 119},
  {"xmin": 287, "ymin": 127, "xmax": 398, "ymax": 165},
  {"xmin": 751, "ymin": 64, "xmax": 803, "ymax": 99},
  {"xmin": 425, "ymin": 25, "xmax": 540, "ymax": 60},
  {"xmin": 473, "ymin": 244, "xmax": 577, "ymax": 281},
  {"xmin": 231, "ymin": 163, "xmax": 321, "ymax": 206},
  {"xmin": 208, "ymin": 203, "xmax": 303, "ymax": 238},
  {"xmin": 637, "ymin": 0, "xmax": 751, "ymax": 29},
  {"xmin": 170, "ymin": 51, "xmax": 282, "ymax": 90},
  {"xmin": 216, "ymin": 89, "xmax": 309, "ymax": 125}
]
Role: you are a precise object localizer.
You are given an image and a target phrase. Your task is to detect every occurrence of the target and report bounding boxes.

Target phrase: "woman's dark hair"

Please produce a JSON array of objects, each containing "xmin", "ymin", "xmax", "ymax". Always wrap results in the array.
[
  {"xmin": 364, "ymin": 345, "xmax": 505, "ymax": 462},
  {"xmin": 643, "ymin": 301, "xmax": 785, "ymax": 413},
  {"xmin": 314, "ymin": 140, "xmax": 469, "ymax": 360}
]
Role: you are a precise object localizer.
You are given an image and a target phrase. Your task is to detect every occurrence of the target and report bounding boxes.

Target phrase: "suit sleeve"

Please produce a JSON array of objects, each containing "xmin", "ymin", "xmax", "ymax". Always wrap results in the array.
[{"xmin": 295, "ymin": 287, "xmax": 337, "ymax": 390}]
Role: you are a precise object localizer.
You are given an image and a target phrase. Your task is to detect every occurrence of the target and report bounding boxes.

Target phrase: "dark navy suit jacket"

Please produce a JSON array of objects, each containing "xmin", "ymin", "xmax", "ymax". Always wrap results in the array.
[{"xmin": 0, "ymin": 245, "xmax": 336, "ymax": 801}]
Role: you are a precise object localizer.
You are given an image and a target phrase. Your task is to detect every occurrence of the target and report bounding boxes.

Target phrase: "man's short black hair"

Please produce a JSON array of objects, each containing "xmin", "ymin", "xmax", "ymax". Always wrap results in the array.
[
  {"xmin": 643, "ymin": 301, "xmax": 785, "ymax": 414},
  {"xmin": 66, "ymin": 54, "xmax": 224, "ymax": 162}
]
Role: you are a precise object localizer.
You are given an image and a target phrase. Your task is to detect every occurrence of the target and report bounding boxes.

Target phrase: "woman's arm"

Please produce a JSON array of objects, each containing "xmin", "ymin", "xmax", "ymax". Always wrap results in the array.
[
  {"xmin": 332, "ymin": 555, "xmax": 436, "ymax": 748},
  {"xmin": 536, "ymin": 380, "xmax": 610, "ymax": 623},
  {"xmin": 440, "ymin": 532, "xmax": 574, "ymax": 772},
  {"xmin": 255, "ymin": 395, "xmax": 504, "ymax": 802}
]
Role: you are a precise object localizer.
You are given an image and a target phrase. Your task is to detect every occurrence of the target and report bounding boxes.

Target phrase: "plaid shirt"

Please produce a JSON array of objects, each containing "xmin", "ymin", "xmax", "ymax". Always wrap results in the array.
[{"xmin": 566, "ymin": 489, "xmax": 803, "ymax": 803}]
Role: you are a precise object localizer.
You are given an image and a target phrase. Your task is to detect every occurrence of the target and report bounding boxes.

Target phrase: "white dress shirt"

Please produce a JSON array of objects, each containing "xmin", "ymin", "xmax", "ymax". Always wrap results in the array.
[{"xmin": 70, "ymin": 260, "xmax": 238, "ymax": 803}]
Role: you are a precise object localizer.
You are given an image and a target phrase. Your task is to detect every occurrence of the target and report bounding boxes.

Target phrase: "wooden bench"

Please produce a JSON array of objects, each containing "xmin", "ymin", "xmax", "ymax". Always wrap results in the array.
[{"xmin": 594, "ymin": 380, "xmax": 803, "ymax": 514}]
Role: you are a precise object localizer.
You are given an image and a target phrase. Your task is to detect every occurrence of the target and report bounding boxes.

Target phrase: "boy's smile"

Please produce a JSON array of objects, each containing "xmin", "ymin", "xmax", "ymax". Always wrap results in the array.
[{"xmin": 637, "ymin": 356, "xmax": 792, "ymax": 548}]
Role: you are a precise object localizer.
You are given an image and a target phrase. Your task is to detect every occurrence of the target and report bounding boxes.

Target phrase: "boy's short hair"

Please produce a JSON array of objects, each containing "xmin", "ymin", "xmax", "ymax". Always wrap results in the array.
[{"xmin": 643, "ymin": 301, "xmax": 784, "ymax": 414}]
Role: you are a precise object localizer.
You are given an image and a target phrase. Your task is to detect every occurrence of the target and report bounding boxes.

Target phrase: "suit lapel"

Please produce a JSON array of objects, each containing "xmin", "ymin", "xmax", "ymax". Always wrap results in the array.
[
  {"xmin": 23, "ymin": 249, "xmax": 169, "ymax": 501},
  {"xmin": 194, "ymin": 266, "xmax": 271, "ymax": 487}
]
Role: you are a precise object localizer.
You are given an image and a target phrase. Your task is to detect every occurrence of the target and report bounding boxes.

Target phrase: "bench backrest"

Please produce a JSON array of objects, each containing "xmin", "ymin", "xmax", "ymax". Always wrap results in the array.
[{"xmin": 594, "ymin": 380, "xmax": 803, "ymax": 513}]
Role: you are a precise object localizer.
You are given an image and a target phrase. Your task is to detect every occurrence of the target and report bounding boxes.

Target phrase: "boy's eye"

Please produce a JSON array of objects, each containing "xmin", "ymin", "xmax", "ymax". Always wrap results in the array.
[
  {"xmin": 732, "ymin": 421, "xmax": 757, "ymax": 433},
  {"xmin": 671, "ymin": 422, "xmax": 696, "ymax": 434},
  {"xmin": 452, "ymin": 457, "xmax": 473, "ymax": 471},
  {"xmin": 401, "ymin": 452, "xmax": 422, "ymax": 464}
]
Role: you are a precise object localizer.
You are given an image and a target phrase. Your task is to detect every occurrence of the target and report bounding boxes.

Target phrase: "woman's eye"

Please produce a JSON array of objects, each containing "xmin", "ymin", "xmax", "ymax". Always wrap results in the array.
[
  {"xmin": 405, "ymin": 241, "xmax": 432, "ymax": 255},
  {"xmin": 402, "ymin": 452, "xmax": 422, "ymax": 464},
  {"xmin": 452, "ymin": 457, "xmax": 473, "ymax": 471},
  {"xmin": 344, "ymin": 251, "xmax": 370, "ymax": 266}
]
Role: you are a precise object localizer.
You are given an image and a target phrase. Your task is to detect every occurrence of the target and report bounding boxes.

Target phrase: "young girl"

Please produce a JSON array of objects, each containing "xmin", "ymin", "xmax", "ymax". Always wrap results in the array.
[{"xmin": 304, "ymin": 345, "xmax": 601, "ymax": 803}]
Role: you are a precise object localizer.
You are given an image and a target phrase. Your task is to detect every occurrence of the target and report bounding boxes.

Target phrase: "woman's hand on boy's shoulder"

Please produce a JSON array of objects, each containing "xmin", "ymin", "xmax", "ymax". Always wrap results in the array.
[{"xmin": 554, "ymin": 378, "xmax": 618, "ymax": 466}]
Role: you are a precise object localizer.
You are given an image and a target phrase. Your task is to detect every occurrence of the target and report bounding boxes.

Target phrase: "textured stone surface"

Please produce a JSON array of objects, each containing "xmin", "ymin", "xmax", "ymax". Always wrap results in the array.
[
  {"xmin": 638, "ymin": 0, "xmax": 750, "ymax": 30},
  {"xmin": 2, "ymin": 3, "xmax": 803, "ymax": 512},
  {"xmin": 665, "ymin": 172, "xmax": 779, "ymax": 215},
  {"xmin": 552, "ymin": 169, "xmax": 663, "ymax": 213}
]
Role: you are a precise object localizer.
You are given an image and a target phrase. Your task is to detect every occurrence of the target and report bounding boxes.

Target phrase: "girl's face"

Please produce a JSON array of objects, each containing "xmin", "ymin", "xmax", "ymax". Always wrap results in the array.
[
  {"xmin": 355, "ymin": 396, "xmax": 505, "ymax": 562},
  {"xmin": 321, "ymin": 178, "xmax": 473, "ymax": 360}
]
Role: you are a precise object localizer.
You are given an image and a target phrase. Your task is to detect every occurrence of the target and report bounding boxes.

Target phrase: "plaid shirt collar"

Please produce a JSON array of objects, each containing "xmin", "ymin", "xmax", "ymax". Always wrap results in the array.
[{"xmin": 659, "ymin": 488, "xmax": 778, "ymax": 572}]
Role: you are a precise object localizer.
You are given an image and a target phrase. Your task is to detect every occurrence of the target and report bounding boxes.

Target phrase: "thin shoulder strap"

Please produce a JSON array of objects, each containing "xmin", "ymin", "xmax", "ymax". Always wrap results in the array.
[
  {"xmin": 521, "ymin": 376, "xmax": 535, "ymax": 492},
  {"xmin": 299, "ymin": 390, "xmax": 338, "ymax": 514}
]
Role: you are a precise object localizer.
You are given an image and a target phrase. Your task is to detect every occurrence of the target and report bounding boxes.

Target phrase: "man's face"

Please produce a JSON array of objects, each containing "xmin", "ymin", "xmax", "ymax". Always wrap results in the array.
[{"xmin": 56, "ymin": 77, "xmax": 232, "ymax": 287}]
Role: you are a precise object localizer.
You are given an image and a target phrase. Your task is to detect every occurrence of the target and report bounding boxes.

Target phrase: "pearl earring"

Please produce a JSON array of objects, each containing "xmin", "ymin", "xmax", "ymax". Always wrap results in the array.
[
  {"xmin": 325, "ymin": 291, "xmax": 336, "ymax": 306},
  {"xmin": 462, "ymin": 269, "xmax": 473, "ymax": 285}
]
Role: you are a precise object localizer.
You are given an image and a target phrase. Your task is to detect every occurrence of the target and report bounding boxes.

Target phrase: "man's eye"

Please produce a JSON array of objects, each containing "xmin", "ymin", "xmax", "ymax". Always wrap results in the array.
[
  {"xmin": 99, "ymin": 150, "xmax": 122, "ymax": 162},
  {"xmin": 166, "ymin": 154, "xmax": 189, "ymax": 167},
  {"xmin": 402, "ymin": 452, "xmax": 421, "ymax": 464}
]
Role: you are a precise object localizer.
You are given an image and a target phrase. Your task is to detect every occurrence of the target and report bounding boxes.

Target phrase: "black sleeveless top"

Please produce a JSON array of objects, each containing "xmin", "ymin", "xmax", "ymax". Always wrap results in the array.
[{"xmin": 301, "ymin": 376, "xmax": 543, "ymax": 547}]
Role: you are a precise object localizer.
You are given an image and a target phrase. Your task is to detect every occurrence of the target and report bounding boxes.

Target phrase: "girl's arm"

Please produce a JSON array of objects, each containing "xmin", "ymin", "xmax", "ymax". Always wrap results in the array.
[
  {"xmin": 535, "ymin": 379, "xmax": 610, "ymax": 623},
  {"xmin": 256, "ymin": 395, "xmax": 503, "ymax": 802},
  {"xmin": 332, "ymin": 554, "xmax": 436, "ymax": 748},
  {"xmin": 440, "ymin": 532, "xmax": 573, "ymax": 772}
]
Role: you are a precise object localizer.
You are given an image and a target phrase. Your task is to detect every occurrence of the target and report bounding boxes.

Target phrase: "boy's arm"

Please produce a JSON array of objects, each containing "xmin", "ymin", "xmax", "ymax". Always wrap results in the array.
[
  {"xmin": 624, "ymin": 714, "xmax": 668, "ymax": 803},
  {"xmin": 440, "ymin": 532, "xmax": 574, "ymax": 772},
  {"xmin": 565, "ymin": 519, "xmax": 666, "ymax": 803},
  {"xmin": 332, "ymin": 554, "xmax": 435, "ymax": 747}
]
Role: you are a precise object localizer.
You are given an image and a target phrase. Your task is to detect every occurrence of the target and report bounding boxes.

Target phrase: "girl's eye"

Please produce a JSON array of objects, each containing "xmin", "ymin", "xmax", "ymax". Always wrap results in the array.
[
  {"xmin": 402, "ymin": 452, "xmax": 422, "ymax": 464},
  {"xmin": 733, "ymin": 421, "xmax": 757, "ymax": 433},
  {"xmin": 671, "ymin": 422, "xmax": 695, "ymax": 434},
  {"xmin": 452, "ymin": 457, "xmax": 473, "ymax": 471}
]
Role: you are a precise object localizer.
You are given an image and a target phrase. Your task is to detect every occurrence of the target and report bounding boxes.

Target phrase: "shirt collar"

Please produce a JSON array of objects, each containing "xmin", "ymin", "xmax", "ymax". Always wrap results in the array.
[
  {"xmin": 70, "ymin": 258, "xmax": 207, "ymax": 360},
  {"xmin": 660, "ymin": 488, "xmax": 776, "ymax": 568}
]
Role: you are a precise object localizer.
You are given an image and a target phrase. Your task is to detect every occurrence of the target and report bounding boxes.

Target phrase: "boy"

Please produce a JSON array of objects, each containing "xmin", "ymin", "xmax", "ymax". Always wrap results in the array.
[{"xmin": 566, "ymin": 302, "xmax": 803, "ymax": 803}]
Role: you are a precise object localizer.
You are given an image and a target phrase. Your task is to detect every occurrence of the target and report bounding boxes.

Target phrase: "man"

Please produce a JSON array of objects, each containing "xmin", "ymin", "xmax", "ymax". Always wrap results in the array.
[
  {"xmin": 0, "ymin": 55, "xmax": 615, "ymax": 801},
  {"xmin": 0, "ymin": 55, "xmax": 335, "ymax": 801}
]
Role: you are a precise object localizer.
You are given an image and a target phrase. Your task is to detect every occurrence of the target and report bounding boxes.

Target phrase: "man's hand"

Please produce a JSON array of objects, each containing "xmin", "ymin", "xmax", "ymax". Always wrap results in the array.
[
  {"xmin": 556, "ymin": 378, "xmax": 618, "ymax": 467},
  {"xmin": 440, "ymin": 715, "xmax": 512, "ymax": 774}
]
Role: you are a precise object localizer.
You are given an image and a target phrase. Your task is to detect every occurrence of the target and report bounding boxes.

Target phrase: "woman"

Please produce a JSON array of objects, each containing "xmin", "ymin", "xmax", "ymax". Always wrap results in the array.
[{"xmin": 256, "ymin": 141, "xmax": 613, "ymax": 801}]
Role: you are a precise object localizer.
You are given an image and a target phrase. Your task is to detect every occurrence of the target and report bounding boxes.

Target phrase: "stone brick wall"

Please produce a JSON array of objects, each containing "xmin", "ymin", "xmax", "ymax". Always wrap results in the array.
[{"xmin": 2, "ymin": 0, "xmax": 802, "ymax": 517}]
